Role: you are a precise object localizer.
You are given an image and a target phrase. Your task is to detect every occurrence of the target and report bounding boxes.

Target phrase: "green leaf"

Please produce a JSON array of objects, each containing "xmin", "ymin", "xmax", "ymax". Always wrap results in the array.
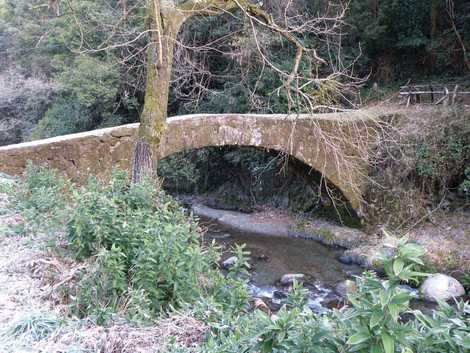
[
  {"xmin": 370, "ymin": 343, "xmax": 381, "ymax": 353},
  {"xmin": 391, "ymin": 292, "xmax": 410, "ymax": 305},
  {"xmin": 347, "ymin": 331, "xmax": 371, "ymax": 345},
  {"xmin": 261, "ymin": 339, "xmax": 273, "ymax": 353},
  {"xmin": 393, "ymin": 259, "xmax": 404, "ymax": 275},
  {"xmin": 381, "ymin": 332, "xmax": 395, "ymax": 353},
  {"xmin": 388, "ymin": 303, "xmax": 400, "ymax": 321},
  {"xmin": 380, "ymin": 290, "xmax": 390, "ymax": 307},
  {"xmin": 369, "ymin": 311, "xmax": 382, "ymax": 329}
]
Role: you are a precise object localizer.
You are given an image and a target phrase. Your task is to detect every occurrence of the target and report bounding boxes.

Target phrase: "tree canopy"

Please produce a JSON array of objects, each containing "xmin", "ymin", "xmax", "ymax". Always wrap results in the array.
[{"xmin": 0, "ymin": 0, "xmax": 469, "ymax": 145}]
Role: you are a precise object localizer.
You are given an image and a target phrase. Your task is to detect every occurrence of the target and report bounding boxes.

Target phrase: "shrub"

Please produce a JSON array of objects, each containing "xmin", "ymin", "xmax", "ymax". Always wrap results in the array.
[
  {"xmin": 67, "ymin": 170, "xmax": 250, "ymax": 319},
  {"xmin": 10, "ymin": 165, "xmax": 470, "ymax": 353},
  {"xmin": 408, "ymin": 108, "xmax": 469, "ymax": 195},
  {"xmin": 0, "ymin": 70, "xmax": 56, "ymax": 145},
  {"xmin": 8, "ymin": 165, "xmax": 250, "ymax": 322},
  {"xmin": 157, "ymin": 150, "xmax": 203, "ymax": 193},
  {"xmin": 10, "ymin": 162, "xmax": 69, "ymax": 235},
  {"xmin": 31, "ymin": 96, "xmax": 91, "ymax": 139},
  {"xmin": 458, "ymin": 167, "xmax": 470, "ymax": 199},
  {"xmin": 366, "ymin": 107, "xmax": 470, "ymax": 228},
  {"xmin": 340, "ymin": 237, "xmax": 427, "ymax": 353},
  {"xmin": 1, "ymin": 312, "xmax": 62, "ymax": 342},
  {"xmin": 413, "ymin": 301, "xmax": 470, "ymax": 352}
]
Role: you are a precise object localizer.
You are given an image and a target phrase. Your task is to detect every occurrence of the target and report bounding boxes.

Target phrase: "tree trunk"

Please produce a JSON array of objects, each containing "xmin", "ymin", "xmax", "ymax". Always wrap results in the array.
[
  {"xmin": 132, "ymin": 139, "xmax": 154, "ymax": 183},
  {"xmin": 370, "ymin": 0, "xmax": 379, "ymax": 19},
  {"xmin": 428, "ymin": 0, "xmax": 439, "ymax": 71},
  {"xmin": 131, "ymin": 0, "xmax": 289, "ymax": 182},
  {"xmin": 131, "ymin": 2, "xmax": 185, "ymax": 183},
  {"xmin": 447, "ymin": 0, "xmax": 470, "ymax": 72}
]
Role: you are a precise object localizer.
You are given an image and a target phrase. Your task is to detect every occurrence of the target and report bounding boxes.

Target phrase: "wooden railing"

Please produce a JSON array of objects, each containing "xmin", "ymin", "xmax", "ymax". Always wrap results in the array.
[{"xmin": 399, "ymin": 84, "xmax": 470, "ymax": 106}]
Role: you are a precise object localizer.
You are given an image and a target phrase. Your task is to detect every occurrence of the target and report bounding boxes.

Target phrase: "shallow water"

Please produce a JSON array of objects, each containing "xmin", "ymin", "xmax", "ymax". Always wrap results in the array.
[{"xmin": 204, "ymin": 226, "xmax": 364, "ymax": 311}]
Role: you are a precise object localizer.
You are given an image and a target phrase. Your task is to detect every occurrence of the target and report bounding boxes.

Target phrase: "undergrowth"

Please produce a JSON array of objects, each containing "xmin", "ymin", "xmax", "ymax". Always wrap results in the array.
[
  {"xmin": 5, "ymin": 165, "xmax": 470, "ymax": 353},
  {"xmin": 366, "ymin": 106, "xmax": 470, "ymax": 230},
  {"xmin": 2, "ymin": 312, "xmax": 62, "ymax": 342},
  {"xmin": 7, "ymin": 162, "xmax": 70, "ymax": 236},
  {"xmin": 8, "ymin": 166, "xmax": 250, "ymax": 325},
  {"xmin": 171, "ymin": 238, "xmax": 470, "ymax": 353}
]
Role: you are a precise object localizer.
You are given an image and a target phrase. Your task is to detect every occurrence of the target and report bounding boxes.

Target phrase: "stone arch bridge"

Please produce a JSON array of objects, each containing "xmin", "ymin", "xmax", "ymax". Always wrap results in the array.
[{"xmin": 0, "ymin": 110, "xmax": 384, "ymax": 213}]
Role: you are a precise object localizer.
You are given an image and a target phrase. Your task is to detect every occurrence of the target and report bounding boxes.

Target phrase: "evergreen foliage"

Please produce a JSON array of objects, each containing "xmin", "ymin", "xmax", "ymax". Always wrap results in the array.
[{"xmin": 1, "ymin": 0, "xmax": 469, "ymax": 143}]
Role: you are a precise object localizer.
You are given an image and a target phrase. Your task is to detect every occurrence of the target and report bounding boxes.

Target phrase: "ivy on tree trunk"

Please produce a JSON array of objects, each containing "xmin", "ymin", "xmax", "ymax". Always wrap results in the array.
[
  {"xmin": 132, "ymin": 0, "xmax": 185, "ymax": 182},
  {"xmin": 132, "ymin": 0, "xmax": 241, "ymax": 182}
]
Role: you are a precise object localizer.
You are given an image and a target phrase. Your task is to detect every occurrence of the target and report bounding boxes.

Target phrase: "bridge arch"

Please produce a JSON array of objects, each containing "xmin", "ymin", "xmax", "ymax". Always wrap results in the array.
[
  {"xmin": 0, "ymin": 111, "xmax": 380, "ymax": 215},
  {"xmin": 158, "ymin": 113, "xmax": 375, "ymax": 213}
]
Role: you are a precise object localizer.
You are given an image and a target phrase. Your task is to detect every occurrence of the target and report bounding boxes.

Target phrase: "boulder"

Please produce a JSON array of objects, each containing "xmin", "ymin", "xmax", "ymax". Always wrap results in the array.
[
  {"xmin": 266, "ymin": 299, "xmax": 283, "ymax": 312},
  {"xmin": 273, "ymin": 290, "xmax": 288, "ymax": 300},
  {"xmin": 420, "ymin": 274, "xmax": 465, "ymax": 302},
  {"xmin": 338, "ymin": 254, "xmax": 354, "ymax": 265},
  {"xmin": 340, "ymin": 241, "xmax": 399, "ymax": 273},
  {"xmin": 280, "ymin": 273, "xmax": 305, "ymax": 286}
]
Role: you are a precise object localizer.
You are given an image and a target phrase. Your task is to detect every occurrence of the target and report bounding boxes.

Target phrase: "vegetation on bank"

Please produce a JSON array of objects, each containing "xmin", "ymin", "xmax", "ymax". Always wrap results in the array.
[
  {"xmin": 365, "ymin": 106, "xmax": 470, "ymax": 230},
  {"xmin": 1, "ymin": 165, "xmax": 470, "ymax": 352},
  {"xmin": 1, "ymin": 0, "xmax": 469, "ymax": 237},
  {"xmin": 1, "ymin": 0, "xmax": 469, "ymax": 350},
  {"xmin": 4, "ymin": 165, "xmax": 250, "ymax": 324}
]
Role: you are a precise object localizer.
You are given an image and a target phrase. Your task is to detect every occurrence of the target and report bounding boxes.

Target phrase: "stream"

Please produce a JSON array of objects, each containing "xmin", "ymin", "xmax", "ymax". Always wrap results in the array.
[{"xmin": 203, "ymin": 224, "xmax": 364, "ymax": 313}]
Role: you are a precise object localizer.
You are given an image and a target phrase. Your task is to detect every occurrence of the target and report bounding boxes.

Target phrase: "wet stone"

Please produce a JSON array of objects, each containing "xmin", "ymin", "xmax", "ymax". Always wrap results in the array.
[
  {"xmin": 207, "ymin": 232, "xmax": 232, "ymax": 240},
  {"xmin": 253, "ymin": 298, "xmax": 271, "ymax": 315},
  {"xmin": 256, "ymin": 254, "xmax": 269, "ymax": 261},
  {"xmin": 338, "ymin": 254, "xmax": 354, "ymax": 265},
  {"xmin": 248, "ymin": 284, "xmax": 277, "ymax": 300},
  {"xmin": 273, "ymin": 290, "xmax": 288, "ymax": 300},
  {"xmin": 203, "ymin": 221, "xmax": 365, "ymax": 313},
  {"xmin": 221, "ymin": 256, "xmax": 237, "ymax": 269},
  {"xmin": 322, "ymin": 296, "xmax": 346, "ymax": 310},
  {"xmin": 399, "ymin": 284, "xmax": 420, "ymax": 299},
  {"xmin": 335, "ymin": 280, "xmax": 357, "ymax": 298},
  {"xmin": 267, "ymin": 298, "xmax": 283, "ymax": 312},
  {"xmin": 307, "ymin": 297, "xmax": 328, "ymax": 314},
  {"xmin": 280, "ymin": 273, "xmax": 305, "ymax": 286}
]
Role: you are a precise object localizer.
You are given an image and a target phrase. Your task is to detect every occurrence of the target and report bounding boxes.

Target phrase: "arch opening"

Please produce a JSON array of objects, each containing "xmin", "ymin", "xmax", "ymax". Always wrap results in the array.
[{"xmin": 157, "ymin": 145, "xmax": 361, "ymax": 227}]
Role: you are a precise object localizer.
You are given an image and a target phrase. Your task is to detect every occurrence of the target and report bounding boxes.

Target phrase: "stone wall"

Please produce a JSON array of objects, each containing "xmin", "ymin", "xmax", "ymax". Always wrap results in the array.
[{"xmin": 0, "ymin": 124, "xmax": 138, "ymax": 183}]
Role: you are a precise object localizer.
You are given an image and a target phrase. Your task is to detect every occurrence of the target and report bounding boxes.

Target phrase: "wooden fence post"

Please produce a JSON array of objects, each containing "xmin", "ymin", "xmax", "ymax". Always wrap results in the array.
[{"xmin": 452, "ymin": 85, "xmax": 459, "ymax": 105}]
